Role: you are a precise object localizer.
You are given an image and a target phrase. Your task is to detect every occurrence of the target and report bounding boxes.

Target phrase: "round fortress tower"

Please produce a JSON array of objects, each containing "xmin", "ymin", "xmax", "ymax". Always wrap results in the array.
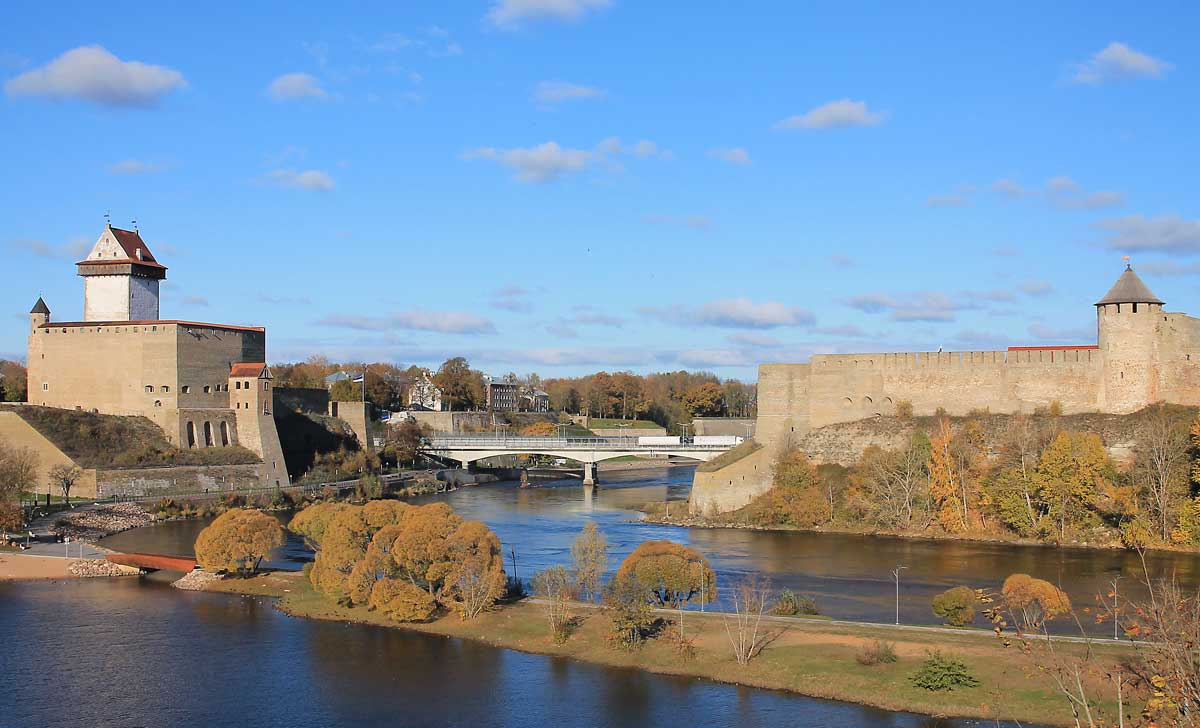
[{"xmin": 1095, "ymin": 263, "xmax": 1164, "ymax": 412}]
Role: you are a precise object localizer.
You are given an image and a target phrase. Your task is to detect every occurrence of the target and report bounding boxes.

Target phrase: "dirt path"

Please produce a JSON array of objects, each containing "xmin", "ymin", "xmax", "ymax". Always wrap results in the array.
[{"xmin": 0, "ymin": 553, "xmax": 75, "ymax": 581}]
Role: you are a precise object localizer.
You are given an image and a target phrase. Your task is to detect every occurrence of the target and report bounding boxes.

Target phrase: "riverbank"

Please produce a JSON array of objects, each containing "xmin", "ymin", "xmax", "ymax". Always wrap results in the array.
[
  {"xmin": 0, "ymin": 553, "xmax": 139, "ymax": 581},
  {"xmin": 205, "ymin": 572, "xmax": 1126, "ymax": 726},
  {"xmin": 640, "ymin": 505, "xmax": 1200, "ymax": 555}
]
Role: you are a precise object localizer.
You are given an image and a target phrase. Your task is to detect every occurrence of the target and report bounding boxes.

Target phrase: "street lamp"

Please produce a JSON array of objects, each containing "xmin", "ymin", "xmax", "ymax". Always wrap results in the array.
[
  {"xmin": 617, "ymin": 422, "xmax": 630, "ymax": 444},
  {"xmin": 1110, "ymin": 574, "xmax": 1122, "ymax": 640},
  {"xmin": 891, "ymin": 565, "xmax": 908, "ymax": 625}
]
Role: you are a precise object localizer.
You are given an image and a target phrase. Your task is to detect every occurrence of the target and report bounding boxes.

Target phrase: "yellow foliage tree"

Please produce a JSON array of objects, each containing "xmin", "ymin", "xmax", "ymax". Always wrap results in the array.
[
  {"xmin": 288, "ymin": 501, "xmax": 350, "ymax": 549},
  {"xmin": 520, "ymin": 421, "xmax": 558, "ymax": 436},
  {"xmin": 390, "ymin": 502, "xmax": 464, "ymax": 598},
  {"xmin": 928, "ymin": 419, "xmax": 965, "ymax": 532},
  {"xmin": 1034, "ymin": 431, "xmax": 1112, "ymax": 542},
  {"xmin": 1001, "ymin": 573, "xmax": 1071, "ymax": 630},
  {"xmin": 615, "ymin": 540, "xmax": 717, "ymax": 609},
  {"xmin": 194, "ymin": 509, "xmax": 285, "ymax": 575},
  {"xmin": 443, "ymin": 520, "xmax": 508, "ymax": 618},
  {"xmin": 308, "ymin": 500, "xmax": 410, "ymax": 601},
  {"xmin": 368, "ymin": 577, "xmax": 437, "ymax": 622}
]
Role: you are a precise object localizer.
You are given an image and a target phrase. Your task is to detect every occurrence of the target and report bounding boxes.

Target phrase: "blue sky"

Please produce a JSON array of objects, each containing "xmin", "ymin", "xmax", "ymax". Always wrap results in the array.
[{"xmin": 2, "ymin": 1, "xmax": 1198, "ymax": 380}]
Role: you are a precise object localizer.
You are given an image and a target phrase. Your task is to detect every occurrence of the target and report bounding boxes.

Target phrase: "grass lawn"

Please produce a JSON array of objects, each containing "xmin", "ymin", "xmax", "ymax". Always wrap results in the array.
[{"xmin": 212, "ymin": 572, "xmax": 1129, "ymax": 726}]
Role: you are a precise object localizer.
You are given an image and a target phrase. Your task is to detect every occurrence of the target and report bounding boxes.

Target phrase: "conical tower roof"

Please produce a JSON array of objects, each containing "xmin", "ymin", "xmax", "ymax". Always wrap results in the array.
[
  {"xmin": 1096, "ymin": 265, "xmax": 1163, "ymax": 306},
  {"xmin": 30, "ymin": 297, "xmax": 50, "ymax": 315}
]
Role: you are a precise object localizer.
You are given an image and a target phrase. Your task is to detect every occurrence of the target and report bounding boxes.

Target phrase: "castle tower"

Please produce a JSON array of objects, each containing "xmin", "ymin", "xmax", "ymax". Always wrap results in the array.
[
  {"xmin": 77, "ymin": 224, "xmax": 167, "ymax": 321},
  {"xmin": 229, "ymin": 363, "xmax": 291, "ymax": 487},
  {"xmin": 1096, "ymin": 263, "xmax": 1164, "ymax": 412},
  {"xmin": 29, "ymin": 296, "xmax": 50, "ymax": 333}
]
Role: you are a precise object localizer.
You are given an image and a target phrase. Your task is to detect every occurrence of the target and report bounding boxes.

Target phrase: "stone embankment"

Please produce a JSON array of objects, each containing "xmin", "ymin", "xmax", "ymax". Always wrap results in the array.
[
  {"xmin": 172, "ymin": 570, "xmax": 222, "ymax": 590},
  {"xmin": 68, "ymin": 559, "xmax": 140, "ymax": 578},
  {"xmin": 51, "ymin": 503, "xmax": 151, "ymax": 541}
]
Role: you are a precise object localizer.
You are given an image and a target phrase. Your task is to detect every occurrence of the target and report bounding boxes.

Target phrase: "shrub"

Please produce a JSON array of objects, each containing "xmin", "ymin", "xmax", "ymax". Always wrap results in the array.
[
  {"xmin": 504, "ymin": 576, "xmax": 527, "ymax": 600},
  {"xmin": 909, "ymin": 651, "xmax": 979, "ymax": 691},
  {"xmin": 369, "ymin": 577, "xmax": 437, "ymax": 622},
  {"xmin": 931, "ymin": 586, "xmax": 977, "ymax": 626},
  {"xmin": 532, "ymin": 565, "xmax": 575, "ymax": 643},
  {"xmin": 1001, "ymin": 573, "xmax": 1071, "ymax": 629},
  {"xmin": 856, "ymin": 640, "xmax": 898, "ymax": 665},
  {"xmin": 895, "ymin": 400, "xmax": 914, "ymax": 419},
  {"xmin": 772, "ymin": 589, "xmax": 820, "ymax": 616}
]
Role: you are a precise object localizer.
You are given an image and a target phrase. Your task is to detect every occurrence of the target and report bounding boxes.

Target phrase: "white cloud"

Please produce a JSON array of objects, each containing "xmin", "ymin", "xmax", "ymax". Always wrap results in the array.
[
  {"xmin": 488, "ymin": 0, "xmax": 612, "ymax": 28},
  {"xmin": 846, "ymin": 291, "xmax": 960, "ymax": 322},
  {"xmin": 1046, "ymin": 176, "xmax": 1079, "ymax": 193},
  {"xmin": 632, "ymin": 139, "xmax": 670, "ymax": 159},
  {"xmin": 1138, "ymin": 260, "xmax": 1200, "ymax": 277},
  {"xmin": 676, "ymin": 348, "xmax": 753, "ymax": 367},
  {"xmin": 774, "ymin": 99, "xmax": 885, "ymax": 131},
  {"xmin": 180, "ymin": 295, "xmax": 210, "ymax": 307},
  {"xmin": 641, "ymin": 298, "xmax": 815, "ymax": 329},
  {"xmin": 726, "ymin": 332, "xmax": 782, "ymax": 348},
  {"xmin": 465, "ymin": 142, "xmax": 591, "ymax": 183},
  {"xmin": 492, "ymin": 285, "xmax": 533, "ymax": 313},
  {"xmin": 992, "ymin": 178, "xmax": 1026, "ymax": 197},
  {"xmin": 1072, "ymin": 42, "xmax": 1172, "ymax": 84},
  {"xmin": 318, "ymin": 310, "xmax": 496, "ymax": 335},
  {"xmin": 708, "ymin": 147, "xmax": 751, "ymax": 166},
  {"xmin": 5, "ymin": 45, "xmax": 186, "ymax": 108},
  {"xmin": 1052, "ymin": 191, "xmax": 1125, "ymax": 211},
  {"xmin": 11, "ymin": 237, "xmax": 90, "ymax": 260},
  {"xmin": 1095, "ymin": 215, "xmax": 1200, "ymax": 253},
  {"xmin": 107, "ymin": 159, "xmax": 167, "ymax": 175},
  {"xmin": 534, "ymin": 81, "xmax": 603, "ymax": 104},
  {"xmin": 267, "ymin": 72, "xmax": 327, "ymax": 101},
  {"xmin": 265, "ymin": 169, "xmax": 335, "ymax": 191}
]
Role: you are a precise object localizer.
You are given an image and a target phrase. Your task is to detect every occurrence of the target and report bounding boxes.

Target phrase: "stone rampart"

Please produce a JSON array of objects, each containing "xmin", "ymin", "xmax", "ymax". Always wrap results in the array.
[{"xmin": 95, "ymin": 463, "xmax": 264, "ymax": 498}]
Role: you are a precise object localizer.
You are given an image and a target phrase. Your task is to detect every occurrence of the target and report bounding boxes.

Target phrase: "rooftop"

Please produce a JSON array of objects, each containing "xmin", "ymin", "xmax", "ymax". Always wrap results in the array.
[{"xmin": 1096, "ymin": 265, "xmax": 1163, "ymax": 306}]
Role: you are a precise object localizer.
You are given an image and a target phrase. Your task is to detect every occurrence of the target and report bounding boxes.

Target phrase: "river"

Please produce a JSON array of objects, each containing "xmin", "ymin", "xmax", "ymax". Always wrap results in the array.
[
  {"xmin": 99, "ymin": 464, "xmax": 1200, "ymax": 627},
  {"xmin": 10, "ymin": 464, "xmax": 1169, "ymax": 727},
  {"xmin": 3, "ymin": 577, "xmax": 999, "ymax": 727}
]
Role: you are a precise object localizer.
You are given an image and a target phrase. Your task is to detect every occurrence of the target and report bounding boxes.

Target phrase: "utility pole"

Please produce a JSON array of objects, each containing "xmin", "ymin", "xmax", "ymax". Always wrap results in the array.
[
  {"xmin": 892, "ymin": 565, "xmax": 908, "ymax": 625},
  {"xmin": 1110, "ymin": 574, "xmax": 1122, "ymax": 640}
]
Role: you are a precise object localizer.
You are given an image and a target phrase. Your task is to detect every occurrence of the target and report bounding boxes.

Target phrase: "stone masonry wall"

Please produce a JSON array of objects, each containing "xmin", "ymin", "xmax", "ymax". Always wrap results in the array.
[{"xmin": 96, "ymin": 464, "xmax": 264, "ymax": 498}]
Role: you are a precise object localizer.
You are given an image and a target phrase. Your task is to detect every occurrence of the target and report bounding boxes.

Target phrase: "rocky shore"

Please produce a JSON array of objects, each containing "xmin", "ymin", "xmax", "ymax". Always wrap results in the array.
[
  {"xmin": 51, "ymin": 503, "xmax": 152, "ymax": 541},
  {"xmin": 68, "ymin": 558, "xmax": 140, "ymax": 578}
]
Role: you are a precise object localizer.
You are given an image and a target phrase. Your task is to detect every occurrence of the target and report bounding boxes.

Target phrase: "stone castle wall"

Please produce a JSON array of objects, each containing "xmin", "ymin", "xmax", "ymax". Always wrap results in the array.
[{"xmin": 95, "ymin": 463, "xmax": 264, "ymax": 499}]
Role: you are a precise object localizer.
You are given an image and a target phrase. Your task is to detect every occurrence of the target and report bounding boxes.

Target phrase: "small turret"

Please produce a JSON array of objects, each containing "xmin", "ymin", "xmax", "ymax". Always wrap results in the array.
[
  {"xmin": 30, "ymin": 296, "xmax": 50, "ymax": 332},
  {"xmin": 1096, "ymin": 262, "xmax": 1163, "ymax": 412}
]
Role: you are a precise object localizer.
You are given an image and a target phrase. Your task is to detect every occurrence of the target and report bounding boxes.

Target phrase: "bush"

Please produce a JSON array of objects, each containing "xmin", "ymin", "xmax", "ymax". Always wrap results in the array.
[
  {"xmin": 931, "ymin": 586, "xmax": 977, "ymax": 627},
  {"xmin": 856, "ymin": 640, "xmax": 898, "ymax": 665},
  {"xmin": 773, "ymin": 589, "xmax": 820, "ymax": 616},
  {"xmin": 603, "ymin": 573, "xmax": 656, "ymax": 650},
  {"xmin": 909, "ymin": 651, "xmax": 979, "ymax": 691},
  {"xmin": 895, "ymin": 400, "xmax": 914, "ymax": 419},
  {"xmin": 369, "ymin": 577, "xmax": 438, "ymax": 622}
]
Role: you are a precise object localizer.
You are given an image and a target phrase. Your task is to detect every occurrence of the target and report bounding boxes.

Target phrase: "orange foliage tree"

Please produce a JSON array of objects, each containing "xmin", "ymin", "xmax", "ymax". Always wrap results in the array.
[
  {"xmin": 1000, "ymin": 573, "xmax": 1071, "ymax": 630},
  {"xmin": 615, "ymin": 540, "xmax": 717, "ymax": 609},
  {"xmin": 194, "ymin": 509, "xmax": 285, "ymax": 575}
]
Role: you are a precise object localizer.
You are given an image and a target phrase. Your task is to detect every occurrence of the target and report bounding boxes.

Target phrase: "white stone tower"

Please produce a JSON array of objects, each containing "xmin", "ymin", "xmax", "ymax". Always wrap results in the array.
[
  {"xmin": 1096, "ymin": 263, "xmax": 1164, "ymax": 412},
  {"xmin": 77, "ymin": 224, "xmax": 166, "ymax": 321}
]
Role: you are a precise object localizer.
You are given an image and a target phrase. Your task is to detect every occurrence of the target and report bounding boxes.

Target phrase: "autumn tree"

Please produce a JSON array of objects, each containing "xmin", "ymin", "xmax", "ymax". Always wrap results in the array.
[
  {"xmin": 0, "ymin": 443, "xmax": 37, "ymax": 530},
  {"xmin": 603, "ymin": 572, "xmax": 655, "ymax": 649},
  {"xmin": 48, "ymin": 464, "xmax": 82, "ymax": 503},
  {"xmin": 1000, "ymin": 573, "xmax": 1071, "ymax": 630},
  {"xmin": 570, "ymin": 521, "xmax": 608, "ymax": 601},
  {"xmin": 368, "ymin": 577, "xmax": 437, "ymax": 622},
  {"xmin": 288, "ymin": 501, "xmax": 350, "ymax": 549},
  {"xmin": 520, "ymin": 421, "xmax": 558, "ymax": 437},
  {"xmin": 442, "ymin": 519, "xmax": 507, "ymax": 618},
  {"xmin": 194, "ymin": 509, "xmax": 285, "ymax": 575},
  {"xmin": 1035, "ymin": 431, "xmax": 1113, "ymax": 541},
  {"xmin": 984, "ymin": 416, "xmax": 1050, "ymax": 537},
  {"xmin": 852, "ymin": 435, "xmax": 930, "ymax": 530},
  {"xmin": 929, "ymin": 419, "xmax": 964, "ymax": 532},
  {"xmin": 679, "ymin": 382, "xmax": 725, "ymax": 418},
  {"xmin": 308, "ymin": 500, "xmax": 409, "ymax": 601},
  {"xmin": 722, "ymin": 574, "xmax": 773, "ymax": 666},
  {"xmin": 1130, "ymin": 405, "xmax": 1193, "ymax": 544},
  {"xmin": 387, "ymin": 419, "xmax": 424, "ymax": 466},
  {"xmin": 533, "ymin": 565, "xmax": 575, "ymax": 643},
  {"xmin": 434, "ymin": 357, "xmax": 484, "ymax": 411},
  {"xmin": 931, "ymin": 586, "xmax": 977, "ymax": 627},
  {"xmin": 0, "ymin": 360, "xmax": 28, "ymax": 402},
  {"xmin": 615, "ymin": 540, "xmax": 716, "ymax": 609},
  {"xmin": 753, "ymin": 450, "xmax": 828, "ymax": 527}
]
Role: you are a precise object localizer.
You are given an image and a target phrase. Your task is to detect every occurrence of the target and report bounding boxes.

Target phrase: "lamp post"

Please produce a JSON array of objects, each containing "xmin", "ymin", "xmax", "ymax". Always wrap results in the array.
[
  {"xmin": 892, "ymin": 565, "xmax": 908, "ymax": 625},
  {"xmin": 1110, "ymin": 574, "xmax": 1122, "ymax": 640}
]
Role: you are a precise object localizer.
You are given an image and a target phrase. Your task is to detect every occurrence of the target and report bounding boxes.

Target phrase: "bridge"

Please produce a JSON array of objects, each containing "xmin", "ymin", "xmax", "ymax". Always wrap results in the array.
[
  {"xmin": 106, "ymin": 552, "xmax": 197, "ymax": 572},
  {"xmin": 422, "ymin": 435, "xmax": 738, "ymax": 485}
]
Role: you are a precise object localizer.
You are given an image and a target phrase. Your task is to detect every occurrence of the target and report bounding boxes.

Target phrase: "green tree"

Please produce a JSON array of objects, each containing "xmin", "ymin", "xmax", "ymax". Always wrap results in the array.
[
  {"xmin": 1034, "ymin": 431, "xmax": 1112, "ymax": 541},
  {"xmin": 931, "ymin": 586, "xmax": 977, "ymax": 626},
  {"xmin": 614, "ymin": 540, "xmax": 717, "ymax": 609},
  {"xmin": 0, "ymin": 360, "xmax": 28, "ymax": 402},
  {"xmin": 433, "ymin": 357, "xmax": 483, "ymax": 411},
  {"xmin": 1130, "ymin": 405, "xmax": 1192, "ymax": 543},
  {"xmin": 194, "ymin": 509, "xmax": 285, "ymax": 575},
  {"xmin": 570, "ymin": 521, "xmax": 608, "ymax": 601},
  {"xmin": 603, "ymin": 572, "xmax": 655, "ymax": 649}
]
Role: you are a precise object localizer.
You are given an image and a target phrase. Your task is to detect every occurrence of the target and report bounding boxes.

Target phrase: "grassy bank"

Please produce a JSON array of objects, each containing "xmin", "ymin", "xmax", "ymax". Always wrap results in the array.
[{"xmin": 208, "ymin": 572, "xmax": 1127, "ymax": 726}]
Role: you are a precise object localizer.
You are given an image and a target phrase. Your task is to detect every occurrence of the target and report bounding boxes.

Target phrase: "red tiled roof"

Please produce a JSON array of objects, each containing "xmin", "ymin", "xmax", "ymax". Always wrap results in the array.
[
  {"xmin": 1008, "ymin": 345, "xmax": 1098, "ymax": 351},
  {"xmin": 38, "ymin": 320, "xmax": 265, "ymax": 333},
  {"xmin": 230, "ymin": 363, "xmax": 268, "ymax": 378},
  {"xmin": 75, "ymin": 226, "xmax": 167, "ymax": 269}
]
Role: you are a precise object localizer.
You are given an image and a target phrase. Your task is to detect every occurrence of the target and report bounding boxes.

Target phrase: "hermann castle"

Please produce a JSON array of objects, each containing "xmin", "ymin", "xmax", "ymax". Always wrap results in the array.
[
  {"xmin": 24, "ymin": 225, "xmax": 290, "ymax": 488},
  {"xmin": 693, "ymin": 265, "xmax": 1200, "ymax": 514}
]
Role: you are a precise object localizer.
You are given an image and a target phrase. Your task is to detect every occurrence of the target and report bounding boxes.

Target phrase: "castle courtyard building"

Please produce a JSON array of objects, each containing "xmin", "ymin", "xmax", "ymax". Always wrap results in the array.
[{"xmin": 26, "ymin": 225, "xmax": 290, "ymax": 487}]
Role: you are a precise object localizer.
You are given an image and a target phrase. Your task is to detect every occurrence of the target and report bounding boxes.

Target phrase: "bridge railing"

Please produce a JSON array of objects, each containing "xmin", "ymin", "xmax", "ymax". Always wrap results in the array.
[{"xmin": 423, "ymin": 436, "xmax": 721, "ymax": 450}]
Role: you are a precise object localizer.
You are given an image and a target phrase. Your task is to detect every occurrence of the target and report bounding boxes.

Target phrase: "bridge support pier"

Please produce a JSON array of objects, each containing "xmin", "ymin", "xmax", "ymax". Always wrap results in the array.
[{"xmin": 582, "ymin": 462, "xmax": 598, "ymax": 486}]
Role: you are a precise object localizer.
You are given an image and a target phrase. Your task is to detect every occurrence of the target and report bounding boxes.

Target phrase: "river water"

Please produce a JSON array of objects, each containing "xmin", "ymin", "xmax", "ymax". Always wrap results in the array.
[
  {"xmin": 99, "ymin": 464, "xmax": 1200, "ymax": 627},
  {"xmin": 9, "ymin": 465, "xmax": 1173, "ymax": 726}
]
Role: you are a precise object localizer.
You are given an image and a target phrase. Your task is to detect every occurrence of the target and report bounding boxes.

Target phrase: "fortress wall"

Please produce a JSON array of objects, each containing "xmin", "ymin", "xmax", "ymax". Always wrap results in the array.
[
  {"xmin": 755, "ymin": 364, "xmax": 810, "ymax": 448},
  {"xmin": 175, "ymin": 325, "xmax": 266, "ymax": 410},
  {"xmin": 1153, "ymin": 313, "xmax": 1200, "ymax": 406},
  {"xmin": 27, "ymin": 323, "xmax": 178, "ymax": 415},
  {"xmin": 95, "ymin": 463, "xmax": 264, "ymax": 499},
  {"xmin": 0, "ymin": 411, "xmax": 100, "ymax": 497},
  {"xmin": 689, "ymin": 445, "xmax": 774, "ymax": 516}
]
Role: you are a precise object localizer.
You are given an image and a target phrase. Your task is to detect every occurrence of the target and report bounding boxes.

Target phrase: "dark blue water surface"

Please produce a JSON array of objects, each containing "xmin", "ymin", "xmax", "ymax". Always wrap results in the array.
[{"xmin": 1, "ymin": 577, "xmax": 1007, "ymax": 728}]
